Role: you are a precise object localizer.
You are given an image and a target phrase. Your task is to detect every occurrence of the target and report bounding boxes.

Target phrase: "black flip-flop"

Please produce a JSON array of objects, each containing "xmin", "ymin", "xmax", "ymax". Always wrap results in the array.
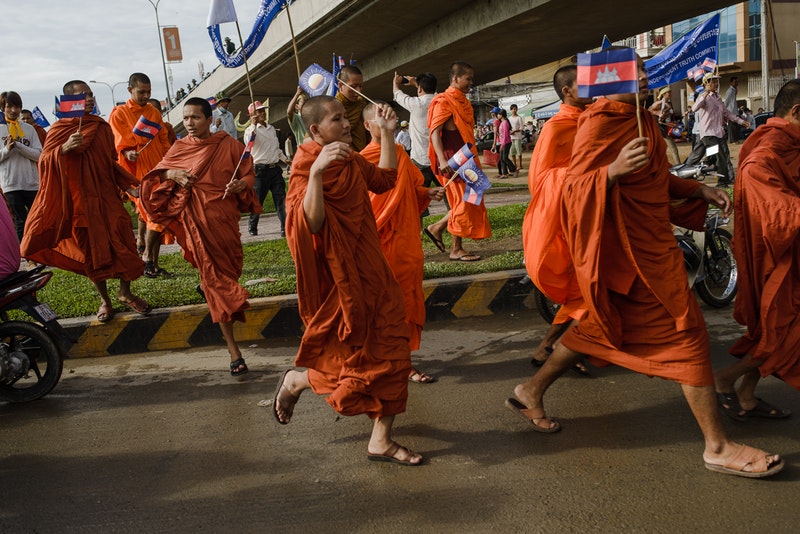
[
  {"xmin": 423, "ymin": 228, "xmax": 446, "ymax": 252},
  {"xmin": 717, "ymin": 391, "xmax": 747, "ymax": 422},
  {"xmin": 743, "ymin": 398, "xmax": 791, "ymax": 419}
]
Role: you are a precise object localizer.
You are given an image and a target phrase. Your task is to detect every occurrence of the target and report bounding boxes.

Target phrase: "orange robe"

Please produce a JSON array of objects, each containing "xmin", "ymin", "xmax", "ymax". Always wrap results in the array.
[
  {"xmin": 559, "ymin": 98, "xmax": 711, "ymax": 386},
  {"xmin": 286, "ymin": 141, "xmax": 411, "ymax": 418},
  {"xmin": 139, "ymin": 132, "xmax": 260, "ymax": 323},
  {"xmin": 428, "ymin": 87, "xmax": 491, "ymax": 239},
  {"xmin": 32, "ymin": 124, "xmax": 47, "ymax": 146},
  {"xmin": 729, "ymin": 117, "xmax": 800, "ymax": 389},
  {"xmin": 21, "ymin": 115, "xmax": 144, "ymax": 282},
  {"xmin": 522, "ymin": 103, "xmax": 585, "ymax": 325},
  {"xmin": 108, "ymin": 99, "xmax": 172, "ymax": 233},
  {"xmin": 362, "ymin": 141, "xmax": 431, "ymax": 350}
]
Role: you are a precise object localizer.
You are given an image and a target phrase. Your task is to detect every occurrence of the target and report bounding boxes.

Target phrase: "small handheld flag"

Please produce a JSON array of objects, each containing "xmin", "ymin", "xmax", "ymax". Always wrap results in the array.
[
  {"xmin": 702, "ymin": 57, "xmax": 717, "ymax": 72},
  {"xmin": 242, "ymin": 131, "xmax": 256, "ymax": 159},
  {"xmin": 457, "ymin": 158, "xmax": 492, "ymax": 206},
  {"xmin": 31, "ymin": 107, "xmax": 50, "ymax": 128},
  {"xmin": 577, "ymin": 48, "xmax": 639, "ymax": 98},
  {"xmin": 58, "ymin": 94, "xmax": 86, "ymax": 118},
  {"xmin": 300, "ymin": 63, "xmax": 335, "ymax": 97},
  {"xmin": 207, "ymin": 96, "xmax": 217, "ymax": 109},
  {"xmin": 446, "ymin": 143, "xmax": 475, "ymax": 171},
  {"xmin": 133, "ymin": 115, "xmax": 163, "ymax": 139}
]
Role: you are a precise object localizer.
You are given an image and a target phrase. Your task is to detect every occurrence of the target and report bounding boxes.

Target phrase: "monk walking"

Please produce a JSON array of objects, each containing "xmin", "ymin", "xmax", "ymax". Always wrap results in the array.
[
  {"xmin": 426, "ymin": 61, "xmax": 491, "ymax": 262},
  {"xmin": 274, "ymin": 95, "xmax": 423, "ymax": 466},
  {"xmin": 361, "ymin": 101, "xmax": 445, "ymax": 384},
  {"xmin": 714, "ymin": 79, "xmax": 800, "ymax": 419},
  {"xmin": 138, "ymin": 97, "xmax": 260, "ymax": 377},
  {"xmin": 108, "ymin": 73, "xmax": 172, "ymax": 278},
  {"xmin": 509, "ymin": 51, "xmax": 783, "ymax": 478},
  {"xmin": 522, "ymin": 65, "xmax": 592, "ymax": 375},
  {"xmin": 21, "ymin": 80, "xmax": 149, "ymax": 322}
]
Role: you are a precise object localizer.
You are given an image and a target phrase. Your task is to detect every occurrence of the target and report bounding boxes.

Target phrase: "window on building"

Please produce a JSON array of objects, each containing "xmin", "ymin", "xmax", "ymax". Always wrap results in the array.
[
  {"xmin": 748, "ymin": 0, "xmax": 761, "ymax": 61},
  {"xmin": 673, "ymin": 6, "xmax": 738, "ymax": 65}
]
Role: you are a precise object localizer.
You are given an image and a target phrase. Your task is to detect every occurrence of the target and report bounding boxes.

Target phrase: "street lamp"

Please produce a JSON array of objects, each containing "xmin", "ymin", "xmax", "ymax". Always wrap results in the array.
[
  {"xmin": 89, "ymin": 80, "xmax": 127, "ymax": 107},
  {"xmin": 144, "ymin": 0, "xmax": 173, "ymax": 108}
]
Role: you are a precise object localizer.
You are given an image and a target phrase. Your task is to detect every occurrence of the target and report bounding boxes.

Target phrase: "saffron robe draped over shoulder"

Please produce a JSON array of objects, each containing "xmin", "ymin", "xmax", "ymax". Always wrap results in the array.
[
  {"xmin": 522, "ymin": 103, "xmax": 585, "ymax": 324},
  {"xmin": 286, "ymin": 141, "xmax": 412, "ymax": 418},
  {"xmin": 559, "ymin": 98, "xmax": 712, "ymax": 386},
  {"xmin": 109, "ymin": 99, "xmax": 173, "ymax": 234},
  {"xmin": 21, "ymin": 115, "xmax": 144, "ymax": 282},
  {"xmin": 139, "ymin": 132, "xmax": 260, "ymax": 323},
  {"xmin": 729, "ymin": 117, "xmax": 800, "ymax": 389},
  {"xmin": 362, "ymin": 141, "xmax": 431, "ymax": 350},
  {"xmin": 428, "ymin": 87, "xmax": 491, "ymax": 239}
]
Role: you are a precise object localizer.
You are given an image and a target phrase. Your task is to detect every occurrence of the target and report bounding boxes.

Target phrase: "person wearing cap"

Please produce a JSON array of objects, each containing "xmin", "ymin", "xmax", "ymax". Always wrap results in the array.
[
  {"xmin": 647, "ymin": 86, "xmax": 680, "ymax": 165},
  {"xmin": 395, "ymin": 120, "xmax": 411, "ymax": 153},
  {"xmin": 211, "ymin": 91, "xmax": 237, "ymax": 139},
  {"xmin": 243, "ymin": 101, "xmax": 290, "ymax": 237},
  {"xmin": 692, "ymin": 73, "xmax": 749, "ymax": 187}
]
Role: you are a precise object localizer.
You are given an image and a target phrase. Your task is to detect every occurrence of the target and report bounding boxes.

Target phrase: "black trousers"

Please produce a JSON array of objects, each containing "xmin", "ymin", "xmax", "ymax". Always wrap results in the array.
[
  {"xmin": 499, "ymin": 143, "xmax": 516, "ymax": 175},
  {"xmin": 249, "ymin": 164, "xmax": 286, "ymax": 234},
  {"xmin": 5, "ymin": 189, "xmax": 37, "ymax": 241}
]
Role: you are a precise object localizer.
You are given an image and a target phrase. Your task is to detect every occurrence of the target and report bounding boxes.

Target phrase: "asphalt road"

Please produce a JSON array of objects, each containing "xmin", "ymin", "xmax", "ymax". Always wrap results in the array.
[{"xmin": 2, "ymin": 305, "xmax": 799, "ymax": 533}]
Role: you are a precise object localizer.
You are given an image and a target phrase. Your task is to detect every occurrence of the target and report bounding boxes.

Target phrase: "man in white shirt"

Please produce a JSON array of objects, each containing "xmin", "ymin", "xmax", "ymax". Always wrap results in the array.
[
  {"xmin": 392, "ymin": 72, "xmax": 441, "ymax": 223},
  {"xmin": 395, "ymin": 120, "xmax": 411, "ymax": 152},
  {"xmin": 508, "ymin": 104, "xmax": 524, "ymax": 172},
  {"xmin": 244, "ymin": 101, "xmax": 290, "ymax": 237},
  {"xmin": 724, "ymin": 76, "xmax": 739, "ymax": 144},
  {"xmin": 211, "ymin": 91, "xmax": 238, "ymax": 139}
]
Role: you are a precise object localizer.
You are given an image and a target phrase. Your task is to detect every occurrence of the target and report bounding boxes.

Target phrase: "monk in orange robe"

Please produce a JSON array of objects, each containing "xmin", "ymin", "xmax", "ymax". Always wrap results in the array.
[
  {"xmin": 138, "ymin": 97, "xmax": 259, "ymax": 376},
  {"xmin": 426, "ymin": 61, "xmax": 491, "ymax": 262},
  {"xmin": 361, "ymin": 102, "xmax": 445, "ymax": 383},
  {"xmin": 274, "ymin": 95, "xmax": 422, "ymax": 466},
  {"xmin": 509, "ymin": 52, "xmax": 783, "ymax": 478},
  {"xmin": 108, "ymin": 73, "xmax": 173, "ymax": 278},
  {"xmin": 522, "ymin": 65, "xmax": 592, "ymax": 374},
  {"xmin": 714, "ymin": 80, "xmax": 800, "ymax": 419},
  {"xmin": 21, "ymin": 80, "xmax": 149, "ymax": 323}
]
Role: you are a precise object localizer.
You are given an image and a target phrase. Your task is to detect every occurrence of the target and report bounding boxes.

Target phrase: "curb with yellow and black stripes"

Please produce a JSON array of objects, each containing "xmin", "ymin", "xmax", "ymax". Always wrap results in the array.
[{"xmin": 61, "ymin": 269, "xmax": 536, "ymax": 358}]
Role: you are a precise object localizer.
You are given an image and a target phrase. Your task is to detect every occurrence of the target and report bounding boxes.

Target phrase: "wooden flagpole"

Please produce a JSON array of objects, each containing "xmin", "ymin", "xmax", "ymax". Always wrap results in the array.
[
  {"xmin": 235, "ymin": 21, "xmax": 256, "ymax": 108},
  {"xmin": 284, "ymin": 0, "xmax": 302, "ymax": 79},
  {"xmin": 338, "ymin": 80, "xmax": 378, "ymax": 105},
  {"xmin": 635, "ymin": 91, "xmax": 643, "ymax": 138}
]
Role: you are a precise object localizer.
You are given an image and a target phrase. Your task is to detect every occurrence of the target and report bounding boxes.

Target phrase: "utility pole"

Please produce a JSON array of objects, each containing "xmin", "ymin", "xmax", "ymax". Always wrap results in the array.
[
  {"xmin": 145, "ymin": 0, "xmax": 173, "ymax": 109},
  {"xmin": 760, "ymin": 0, "xmax": 769, "ymax": 111}
]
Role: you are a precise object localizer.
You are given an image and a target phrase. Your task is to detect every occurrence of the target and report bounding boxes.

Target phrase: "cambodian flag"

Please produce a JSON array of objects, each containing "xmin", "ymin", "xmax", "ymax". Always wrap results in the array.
[
  {"xmin": 702, "ymin": 57, "xmax": 717, "ymax": 72},
  {"xmin": 58, "ymin": 94, "xmax": 86, "ymax": 118},
  {"xmin": 207, "ymin": 96, "xmax": 217, "ymax": 109},
  {"xmin": 241, "ymin": 131, "xmax": 256, "ymax": 159},
  {"xmin": 446, "ymin": 143, "xmax": 475, "ymax": 171},
  {"xmin": 300, "ymin": 63, "xmax": 335, "ymax": 97},
  {"xmin": 457, "ymin": 158, "xmax": 491, "ymax": 206},
  {"xmin": 31, "ymin": 107, "xmax": 50, "ymax": 128},
  {"xmin": 577, "ymin": 48, "xmax": 639, "ymax": 98},
  {"xmin": 132, "ymin": 115, "xmax": 162, "ymax": 139}
]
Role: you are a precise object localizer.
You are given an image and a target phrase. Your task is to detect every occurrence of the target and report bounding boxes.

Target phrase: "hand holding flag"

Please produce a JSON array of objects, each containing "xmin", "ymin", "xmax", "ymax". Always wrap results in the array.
[
  {"xmin": 446, "ymin": 143, "xmax": 475, "ymax": 171},
  {"xmin": 299, "ymin": 64, "xmax": 335, "ymax": 97},
  {"xmin": 132, "ymin": 115, "xmax": 163, "ymax": 153}
]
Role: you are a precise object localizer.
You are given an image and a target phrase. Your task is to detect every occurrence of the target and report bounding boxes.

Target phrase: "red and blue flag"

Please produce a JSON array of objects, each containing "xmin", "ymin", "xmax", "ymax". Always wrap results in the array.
[
  {"xmin": 132, "ymin": 115, "xmax": 162, "ymax": 139},
  {"xmin": 446, "ymin": 143, "xmax": 475, "ymax": 171},
  {"xmin": 577, "ymin": 48, "xmax": 639, "ymax": 98},
  {"xmin": 458, "ymin": 158, "xmax": 491, "ymax": 206},
  {"xmin": 58, "ymin": 94, "xmax": 86, "ymax": 118},
  {"xmin": 702, "ymin": 57, "xmax": 717, "ymax": 72},
  {"xmin": 207, "ymin": 96, "xmax": 217, "ymax": 109},
  {"xmin": 241, "ymin": 131, "xmax": 256, "ymax": 159}
]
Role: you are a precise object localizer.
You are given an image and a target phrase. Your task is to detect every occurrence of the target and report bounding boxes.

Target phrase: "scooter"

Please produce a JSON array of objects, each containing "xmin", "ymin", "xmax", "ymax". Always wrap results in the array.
[{"xmin": 0, "ymin": 265, "xmax": 74, "ymax": 402}]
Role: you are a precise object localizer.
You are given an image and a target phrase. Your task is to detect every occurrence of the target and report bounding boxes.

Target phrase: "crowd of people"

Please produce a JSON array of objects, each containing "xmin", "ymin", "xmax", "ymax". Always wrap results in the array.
[{"xmin": 2, "ymin": 49, "xmax": 800, "ymax": 477}]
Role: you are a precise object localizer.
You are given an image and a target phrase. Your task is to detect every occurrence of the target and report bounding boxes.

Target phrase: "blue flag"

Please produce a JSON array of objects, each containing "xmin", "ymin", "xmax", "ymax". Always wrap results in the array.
[
  {"xmin": 0, "ymin": 111, "xmax": 5, "ymax": 124},
  {"xmin": 644, "ymin": 14, "xmax": 720, "ymax": 89},
  {"xmin": 299, "ymin": 63, "xmax": 335, "ymax": 97},
  {"xmin": 601, "ymin": 35, "xmax": 612, "ymax": 49},
  {"xmin": 458, "ymin": 158, "xmax": 491, "ymax": 206},
  {"xmin": 31, "ymin": 107, "xmax": 50, "ymax": 128},
  {"xmin": 207, "ymin": 0, "xmax": 287, "ymax": 69}
]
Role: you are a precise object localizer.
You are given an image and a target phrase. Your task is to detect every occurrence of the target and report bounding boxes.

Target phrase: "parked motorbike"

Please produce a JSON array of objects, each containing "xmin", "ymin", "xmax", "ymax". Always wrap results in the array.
[
  {"xmin": 0, "ymin": 265, "xmax": 74, "ymax": 402},
  {"xmin": 531, "ymin": 163, "xmax": 737, "ymax": 323}
]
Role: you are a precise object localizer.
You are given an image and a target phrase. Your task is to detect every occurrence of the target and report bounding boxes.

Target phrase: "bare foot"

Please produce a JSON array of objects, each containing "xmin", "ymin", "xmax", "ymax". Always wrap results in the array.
[{"xmin": 273, "ymin": 369, "xmax": 303, "ymax": 424}]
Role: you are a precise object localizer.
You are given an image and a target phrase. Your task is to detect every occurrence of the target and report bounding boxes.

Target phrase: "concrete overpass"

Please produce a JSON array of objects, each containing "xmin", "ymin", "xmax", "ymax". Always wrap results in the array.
[{"xmin": 166, "ymin": 0, "xmax": 734, "ymax": 133}]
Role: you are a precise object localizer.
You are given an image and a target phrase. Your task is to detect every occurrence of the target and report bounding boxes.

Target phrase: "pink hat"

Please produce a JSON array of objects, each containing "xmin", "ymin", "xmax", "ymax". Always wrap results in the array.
[{"xmin": 248, "ymin": 101, "xmax": 268, "ymax": 116}]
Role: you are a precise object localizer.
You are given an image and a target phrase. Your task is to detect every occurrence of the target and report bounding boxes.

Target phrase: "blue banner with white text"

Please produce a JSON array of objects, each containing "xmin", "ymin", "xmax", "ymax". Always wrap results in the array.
[{"xmin": 645, "ymin": 14, "xmax": 720, "ymax": 89}]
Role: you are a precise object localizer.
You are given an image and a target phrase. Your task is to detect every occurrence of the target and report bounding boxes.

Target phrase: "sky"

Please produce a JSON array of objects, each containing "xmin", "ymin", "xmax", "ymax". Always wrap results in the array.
[{"xmin": 0, "ymin": 0, "xmax": 264, "ymax": 124}]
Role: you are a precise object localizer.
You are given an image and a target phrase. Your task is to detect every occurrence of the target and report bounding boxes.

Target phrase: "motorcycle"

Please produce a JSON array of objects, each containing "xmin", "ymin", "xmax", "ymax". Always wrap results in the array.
[
  {"xmin": 531, "ymin": 163, "xmax": 737, "ymax": 323},
  {"xmin": 0, "ymin": 265, "xmax": 74, "ymax": 402}
]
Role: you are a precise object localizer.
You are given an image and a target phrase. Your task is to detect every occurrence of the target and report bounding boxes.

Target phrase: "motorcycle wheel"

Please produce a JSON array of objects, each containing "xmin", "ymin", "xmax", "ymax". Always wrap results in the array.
[
  {"xmin": 0, "ymin": 321, "xmax": 63, "ymax": 403},
  {"xmin": 696, "ymin": 228, "xmax": 738, "ymax": 308},
  {"xmin": 534, "ymin": 287, "xmax": 560, "ymax": 324}
]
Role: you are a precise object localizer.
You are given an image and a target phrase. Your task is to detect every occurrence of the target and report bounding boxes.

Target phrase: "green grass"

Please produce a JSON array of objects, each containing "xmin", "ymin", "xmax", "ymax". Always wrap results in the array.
[{"xmin": 35, "ymin": 202, "xmax": 528, "ymax": 318}]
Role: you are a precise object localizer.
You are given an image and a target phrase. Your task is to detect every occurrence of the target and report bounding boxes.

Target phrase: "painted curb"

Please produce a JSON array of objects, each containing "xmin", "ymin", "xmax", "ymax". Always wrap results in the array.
[{"xmin": 60, "ymin": 269, "xmax": 536, "ymax": 358}]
